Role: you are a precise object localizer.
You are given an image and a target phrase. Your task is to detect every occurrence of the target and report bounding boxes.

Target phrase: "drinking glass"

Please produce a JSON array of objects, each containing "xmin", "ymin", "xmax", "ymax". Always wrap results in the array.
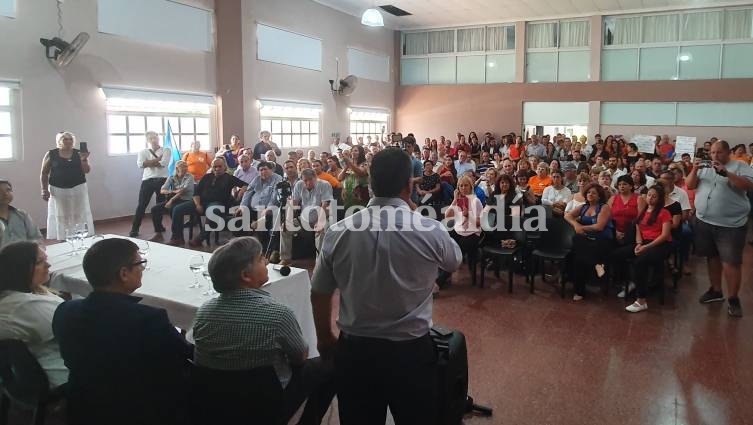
[
  {"xmin": 65, "ymin": 228, "xmax": 77, "ymax": 256},
  {"xmin": 188, "ymin": 255, "xmax": 204, "ymax": 288},
  {"xmin": 201, "ymin": 269, "xmax": 215, "ymax": 296},
  {"xmin": 137, "ymin": 240, "xmax": 151, "ymax": 270},
  {"xmin": 75, "ymin": 223, "xmax": 90, "ymax": 252}
]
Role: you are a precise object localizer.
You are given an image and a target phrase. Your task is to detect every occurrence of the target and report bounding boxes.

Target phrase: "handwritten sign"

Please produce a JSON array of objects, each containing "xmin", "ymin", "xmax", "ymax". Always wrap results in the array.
[
  {"xmin": 631, "ymin": 135, "xmax": 656, "ymax": 154},
  {"xmin": 674, "ymin": 136, "xmax": 697, "ymax": 160}
]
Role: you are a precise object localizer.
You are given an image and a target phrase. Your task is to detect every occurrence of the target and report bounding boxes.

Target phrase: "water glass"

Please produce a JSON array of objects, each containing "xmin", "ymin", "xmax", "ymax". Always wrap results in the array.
[{"xmin": 188, "ymin": 255, "xmax": 204, "ymax": 288}]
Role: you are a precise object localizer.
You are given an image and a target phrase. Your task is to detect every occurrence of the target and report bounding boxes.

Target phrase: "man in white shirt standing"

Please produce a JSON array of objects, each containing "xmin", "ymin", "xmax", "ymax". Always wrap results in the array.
[{"xmin": 130, "ymin": 131, "xmax": 170, "ymax": 237}]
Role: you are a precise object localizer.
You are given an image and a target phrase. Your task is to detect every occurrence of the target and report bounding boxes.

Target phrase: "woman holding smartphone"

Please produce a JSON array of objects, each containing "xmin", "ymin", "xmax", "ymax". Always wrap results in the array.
[
  {"xmin": 439, "ymin": 175, "xmax": 484, "ymax": 287},
  {"xmin": 40, "ymin": 132, "xmax": 94, "ymax": 240}
]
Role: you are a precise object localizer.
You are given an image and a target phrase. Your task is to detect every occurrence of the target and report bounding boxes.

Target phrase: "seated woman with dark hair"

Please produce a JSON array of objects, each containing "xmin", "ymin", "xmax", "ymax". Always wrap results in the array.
[
  {"xmin": 0, "ymin": 241, "xmax": 71, "ymax": 388},
  {"xmin": 417, "ymin": 159, "xmax": 441, "ymax": 207},
  {"xmin": 610, "ymin": 185, "xmax": 673, "ymax": 313},
  {"xmin": 564, "ymin": 183, "xmax": 614, "ymax": 301}
]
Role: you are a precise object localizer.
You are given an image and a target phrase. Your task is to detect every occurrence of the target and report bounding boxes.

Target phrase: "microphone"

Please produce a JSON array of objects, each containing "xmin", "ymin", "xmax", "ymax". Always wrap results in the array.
[{"xmin": 272, "ymin": 265, "xmax": 291, "ymax": 276}]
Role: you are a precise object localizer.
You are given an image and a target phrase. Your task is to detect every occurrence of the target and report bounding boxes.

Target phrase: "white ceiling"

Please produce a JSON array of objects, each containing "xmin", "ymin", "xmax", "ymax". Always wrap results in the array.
[{"xmin": 312, "ymin": 0, "xmax": 753, "ymax": 29}]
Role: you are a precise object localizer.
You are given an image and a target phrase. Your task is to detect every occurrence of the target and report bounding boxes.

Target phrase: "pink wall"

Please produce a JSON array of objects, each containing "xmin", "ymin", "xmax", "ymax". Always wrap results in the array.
[
  {"xmin": 215, "ymin": 0, "xmax": 244, "ymax": 145},
  {"xmin": 395, "ymin": 79, "xmax": 753, "ymax": 140}
]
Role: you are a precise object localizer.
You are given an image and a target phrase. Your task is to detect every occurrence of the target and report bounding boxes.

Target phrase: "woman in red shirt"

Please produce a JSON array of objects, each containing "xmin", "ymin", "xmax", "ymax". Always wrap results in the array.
[
  {"xmin": 610, "ymin": 184, "xmax": 673, "ymax": 313},
  {"xmin": 607, "ymin": 174, "xmax": 646, "ymax": 243}
]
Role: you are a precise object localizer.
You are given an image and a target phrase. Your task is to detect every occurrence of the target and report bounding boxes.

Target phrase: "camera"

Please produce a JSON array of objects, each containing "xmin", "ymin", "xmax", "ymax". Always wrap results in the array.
[
  {"xmin": 391, "ymin": 133, "xmax": 402, "ymax": 143},
  {"xmin": 275, "ymin": 181, "xmax": 292, "ymax": 201},
  {"xmin": 699, "ymin": 160, "xmax": 713, "ymax": 168}
]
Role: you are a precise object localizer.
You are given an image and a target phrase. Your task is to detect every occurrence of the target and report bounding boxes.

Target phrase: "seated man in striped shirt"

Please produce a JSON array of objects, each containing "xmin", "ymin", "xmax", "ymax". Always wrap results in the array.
[{"xmin": 193, "ymin": 237, "xmax": 335, "ymax": 425}]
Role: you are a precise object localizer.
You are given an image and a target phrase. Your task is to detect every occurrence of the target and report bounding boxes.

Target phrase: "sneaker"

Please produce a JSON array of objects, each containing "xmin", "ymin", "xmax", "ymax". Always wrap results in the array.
[
  {"xmin": 728, "ymin": 297, "xmax": 743, "ymax": 317},
  {"xmin": 573, "ymin": 294, "xmax": 584, "ymax": 302},
  {"xmin": 699, "ymin": 288, "xmax": 725, "ymax": 304},
  {"xmin": 128, "ymin": 231, "xmax": 139, "ymax": 238},
  {"xmin": 155, "ymin": 226, "xmax": 167, "ymax": 233},
  {"xmin": 148, "ymin": 233, "xmax": 164, "ymax": 242},
  {"xmin": 617, "ymin": 282, "xmax": 636, "ymax": 299},
  {"xmin": 626, "ymin": 301, "xmax": 648, "ymax": 313}
]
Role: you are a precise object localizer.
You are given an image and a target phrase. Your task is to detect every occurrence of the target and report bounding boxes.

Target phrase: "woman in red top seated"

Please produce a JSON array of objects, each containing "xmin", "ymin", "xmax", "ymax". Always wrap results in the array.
[
  {"xmin": 610, "ymin": 184, "xmax": 673, "ymax": 313},
  {"xmin": 607, "ymin": 174, "xmax": 646, "ymax": 244}
]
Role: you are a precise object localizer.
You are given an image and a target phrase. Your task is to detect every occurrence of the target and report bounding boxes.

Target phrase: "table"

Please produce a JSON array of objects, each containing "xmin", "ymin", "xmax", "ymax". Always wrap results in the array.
[{"xmin": 47, "ymin": 235, "xmax": 318, "ymax": 357}]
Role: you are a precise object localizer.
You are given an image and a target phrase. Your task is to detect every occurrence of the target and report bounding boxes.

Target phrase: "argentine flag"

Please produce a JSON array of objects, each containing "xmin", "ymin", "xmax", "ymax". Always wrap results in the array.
[{"xmin": 163, "ymin": 122, "xmax": 182, "ymax": 176}]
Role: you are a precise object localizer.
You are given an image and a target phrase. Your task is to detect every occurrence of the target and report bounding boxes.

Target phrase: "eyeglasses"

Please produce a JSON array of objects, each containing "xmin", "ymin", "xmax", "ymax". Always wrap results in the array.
[{"xmin": 130, "ymin": 259, "xmax": 148, "ymax": 269}]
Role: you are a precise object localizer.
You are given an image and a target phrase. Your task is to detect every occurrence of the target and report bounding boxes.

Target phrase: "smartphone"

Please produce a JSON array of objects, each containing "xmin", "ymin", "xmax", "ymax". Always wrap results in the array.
[
  {"xmin": 699, "ymin": 160, "xmax": 712, "ymax": 168},
  {"xmin": 457, "ymin": 195, "xmax": 469, "ymax": 211},
  {"xmin": 79, "ymin": 142, "xmax": 88, "ymax": 153}
]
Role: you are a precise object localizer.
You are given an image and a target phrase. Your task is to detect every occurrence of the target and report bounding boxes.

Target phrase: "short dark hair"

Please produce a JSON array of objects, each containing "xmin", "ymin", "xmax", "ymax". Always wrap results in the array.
[
  {"xmin": 0, "ymin": 241, "xmax": 39, "ymax": 293},
  {"xmin": 257, "ymin": 161, "xmax": 273, "ymax": 170},
  {"xmin": 582, "ymin": 182, "xmax": 609, "ymax": 204},
  {"xmin": 370, "ymin": 149, "xmax": 411, "ymax": 198},
  {"xmin": 208, "ymin": 237, "xmax": 262, "ymax": 293},
  {"xmin": 83, "ymin": 238, "xmax": 139, "ymax": 288},
  {"xmin": 312, "ymin": 159, "xmax": 323, "ymax": 166},
  {"xmin": 616, "ymin": 174, "xmax": 634, "ymax": 187}
]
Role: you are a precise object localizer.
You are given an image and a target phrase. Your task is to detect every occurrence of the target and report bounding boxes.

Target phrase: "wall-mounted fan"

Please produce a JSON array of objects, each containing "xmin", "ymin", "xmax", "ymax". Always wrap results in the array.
[
  {"xmin": 328, "ymin": 57, "xmax": 358, "ymax": 96},
  {"xmin": 39, "ymin": 0, "xmax": 89, "ymax": 68},
  {"xmin": 40, "ymin": 33, "xmax": 90, "ymax": 67}
]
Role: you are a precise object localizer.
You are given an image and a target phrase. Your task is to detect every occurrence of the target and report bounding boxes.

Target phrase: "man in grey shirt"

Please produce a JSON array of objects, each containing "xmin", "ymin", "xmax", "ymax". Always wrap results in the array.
[
  {"xmin": 240, "ymin": 161, "xmax": 283, "ymax": 249},
  {"xmin": 311, "ymin": 149, "xmax": 462, "ymax": 425},
  {"xmin": 687, "ymin": 140, "xmax": 753, "ymax": 317}
]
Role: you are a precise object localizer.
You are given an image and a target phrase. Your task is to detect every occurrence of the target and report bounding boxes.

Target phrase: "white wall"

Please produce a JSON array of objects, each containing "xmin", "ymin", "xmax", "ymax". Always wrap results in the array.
[
  {"xmin": 241, "ymin": 0, "xmax": 396, "ymax": 152},
  {"xmin": 0, "ymin": 0, "xmax": 215, "ymax": 226},
  {"xmin": 599, "ymin": 125, "xmax": 753, "ymax": 147}
]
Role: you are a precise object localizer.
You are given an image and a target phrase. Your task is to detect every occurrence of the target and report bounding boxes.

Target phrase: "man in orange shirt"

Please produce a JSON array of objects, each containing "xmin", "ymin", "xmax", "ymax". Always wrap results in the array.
[
  {"xmin": 311, "ymin": 159, "xmax": 341, "ymax": 189},
  {"xmin": 182, "ymin": 140, "xmax": 211, "ymax": 181},
  {"xmin": 528, "ymin": 163, "xmax": 553, "ymax": 198}
]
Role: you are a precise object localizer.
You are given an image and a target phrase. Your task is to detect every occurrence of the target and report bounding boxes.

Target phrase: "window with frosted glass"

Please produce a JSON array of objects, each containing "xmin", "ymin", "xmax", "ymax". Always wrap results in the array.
[
  {"xmin": 604, "ymin": 16, "xmax": 641, "ymax": 46},
  {"xmin": 485, "ymin": 25, "xmax": 515, "ymax": 51},
  {"xmin": 485, "ymin": 54, "xmax": 515, "ymax": 83},
  {"xmin": 526, "ymin": 52, "xmax": 557, "ymax": 82},
  {"xmin": 639, "ymin": 47, "xmax": 678, "ymax": 80},
  {"xmin": 724, "ymin": 9, "xmax": 753, "ymax": 40},
  {"xmin": 602, "ymin": 49, "xmax": 639, "ymax": 81},
  {"xmin": 400, "ymin": 58, "xmax": 428, "ymax": 85},
  {"xmin": 456, "ymin": 55, "xmax": 485, "ymax": 84},
  {"xmin": 559, "ymin": 20, "xmax": 590, "ymax": 48},
  {"xmin": 428, "ymin": 57, "xmax": 456, "ymax": 84},
  {"xmin": 722, "ymin": 43, "xmax": 753, "ymax": 78},
  {"xmin": 679, "ymin": 45, "xmax": 721, "ymax": 80},
  {"xmin": 558, "ymin": 51, "xmax": 591, "ymax": 82},
  {"xmin": 106, "ymin": 114, "xmax": 211, "ymax": 153}
]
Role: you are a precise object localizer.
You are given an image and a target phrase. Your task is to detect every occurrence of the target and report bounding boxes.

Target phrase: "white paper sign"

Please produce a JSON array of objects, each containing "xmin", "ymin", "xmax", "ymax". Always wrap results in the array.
[
  {"xmin": 631, "ymin": 135, "xmax": 656, "ymax": 154},
  {"xmin": 674, "ymin": 136, "xmax": 697, "ymax": 160}
]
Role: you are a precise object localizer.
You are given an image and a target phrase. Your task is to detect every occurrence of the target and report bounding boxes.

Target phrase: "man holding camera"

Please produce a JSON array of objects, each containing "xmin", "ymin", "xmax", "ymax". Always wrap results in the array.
[
  {"xmin": 687, "ymin": 140, "xmax": 753, "ymax": 317},
  {"xmin": 280, "ymin": 168, "xmax": 333, "ymax": 266}
]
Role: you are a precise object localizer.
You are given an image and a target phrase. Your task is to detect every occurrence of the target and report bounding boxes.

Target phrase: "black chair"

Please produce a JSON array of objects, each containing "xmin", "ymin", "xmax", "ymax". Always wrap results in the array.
[
  {"xmin": 189, "ymin": 363, "xmax": 285, "ymax": 425},
  {"xmin": 527, "ymin": 217, "xmax": 575, "ymax": 297},
  {"xmin": 478, "ymin": 211, "xmax": 526, "ymax": 292},
  {"xmin": 622, "ymin": 249, "xmax": 679, "ymax": 306},
  {"xmin": 0, "ymin": 340, "xmax": 66, "ymax": 425}
]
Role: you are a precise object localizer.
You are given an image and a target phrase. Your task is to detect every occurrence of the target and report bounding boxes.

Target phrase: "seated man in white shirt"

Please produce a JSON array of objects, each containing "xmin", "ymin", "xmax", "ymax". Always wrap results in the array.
[
  {"xmin": 454, "ymin": 150, "xmax": 476, "ymax": 178},
  {"xmin": 280, "ymin": 169, "xmax": 333, "ymax": 266}
]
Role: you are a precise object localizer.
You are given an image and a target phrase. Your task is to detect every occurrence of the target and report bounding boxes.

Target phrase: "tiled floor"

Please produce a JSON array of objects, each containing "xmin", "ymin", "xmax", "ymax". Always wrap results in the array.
[{"xmin": 19, "ymin": 217, "xmax": 753, "ymax": 425}]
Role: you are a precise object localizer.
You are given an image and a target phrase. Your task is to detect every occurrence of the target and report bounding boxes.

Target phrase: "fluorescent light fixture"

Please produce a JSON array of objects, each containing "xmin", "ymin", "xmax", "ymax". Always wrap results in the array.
[
  {"xmin": 361, "ymin": 8, "xmax": 384, "ymax": 27},
  {"xmin": 679, "ymin": 54, "xmax": 691, "ymax": 62},
  {"xmin": 488, "ymin": 62, "xmax": 496, "ymax": 68}
]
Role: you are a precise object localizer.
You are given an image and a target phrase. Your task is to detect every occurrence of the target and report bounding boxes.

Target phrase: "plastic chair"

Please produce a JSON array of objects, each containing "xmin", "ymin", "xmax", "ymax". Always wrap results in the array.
[
  {"xmin": 478, "ymin": 212, "xmax": 526, "ymax": 292},
  {"xmin": 527, "ymin": 217, "xmax": 575, "ymax": 297},
  {"xmin": 0, "ymin": 340, "xmax": 66, "ymax": 425},
  {"xmin": 189, "ymin": 363, "xmax": 285, "ymax": 425}
]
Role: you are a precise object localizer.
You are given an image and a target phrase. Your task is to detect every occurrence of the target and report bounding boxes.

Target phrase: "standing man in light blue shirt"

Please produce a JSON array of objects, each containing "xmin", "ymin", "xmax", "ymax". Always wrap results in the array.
[
  {"xmin": 688, "ymin": 141, "xmax": 753, "ymax": 317},
  {"xmin": 311, "ymin": 149, "xmax": 462, "ymax": 425}
]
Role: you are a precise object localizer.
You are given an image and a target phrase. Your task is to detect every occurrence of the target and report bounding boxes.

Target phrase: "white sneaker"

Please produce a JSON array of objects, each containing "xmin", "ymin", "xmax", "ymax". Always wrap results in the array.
[
  {"xmin": 573, "ymin": 294, "xmax": 584, "ymax": 302},
  {"xmin": 625, "ymin": 301, "xmax": 648, "ymax": 313},
  {"xmin": 617, "ymin": 282, "xmax": 636, "ymax": 298}
]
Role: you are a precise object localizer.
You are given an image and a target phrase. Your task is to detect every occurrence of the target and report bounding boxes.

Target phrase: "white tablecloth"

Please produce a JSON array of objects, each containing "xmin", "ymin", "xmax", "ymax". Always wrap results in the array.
[{"xmin": 47, "ymin": 235, "xmax": 318, "ymax": 357}]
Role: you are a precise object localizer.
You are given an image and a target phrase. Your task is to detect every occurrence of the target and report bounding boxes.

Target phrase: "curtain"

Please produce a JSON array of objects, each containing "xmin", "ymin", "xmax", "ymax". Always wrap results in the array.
[
  {"xmin": 682, "ymin": 10, "xmax": 722, "ymax": 41},
  {"xmin": 457, "ymin": 27, "xmax": 485, "ymax": 52},
  {"xmin": 725, "ymin": 9, "xmax": 753, "ymax": 40},
  {"xmin": 486, "ymin": 25, "xmax": 507, "ymax": 51},
  {"xmin": 428, "ymin": 30, "xmax": 455, "ymax": 54},
  {"xmin": 612, "ymin": 16, "xmax": 641, "ymax": 45},
  {"xmin": 403, "ymin": 32, "xmax": 428, "ymax": 55},
  {"xmin": 506, "ymin": 25, "xmax": 516, "ymax": 50},
  {"xmin": 642, "ymin": 14, "xmax": 678, "ymax": 43},
  {"xmin": 527, "ymin": 22, "xmax": 558, "ymax": 49},
  {"xmin": 559, "ymin": 20, "xmax": 590, "ymax": 47}
]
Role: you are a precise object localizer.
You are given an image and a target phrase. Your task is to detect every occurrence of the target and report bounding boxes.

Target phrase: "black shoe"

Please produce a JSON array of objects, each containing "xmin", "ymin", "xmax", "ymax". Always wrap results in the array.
[
  {"xmin": 699, "ymin": 288, "xmax": 725, "ymax": 304},
  {"xmin": 728, "ymin": 297, "xmax": 743, "ymax": 317},
  {"xmin": 128, "ymin": 231, "xmax": 139, "ymax": 238},
  {"xmin": 155, "ymin": 226, "xmax": 167, "ymax": 233}
]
